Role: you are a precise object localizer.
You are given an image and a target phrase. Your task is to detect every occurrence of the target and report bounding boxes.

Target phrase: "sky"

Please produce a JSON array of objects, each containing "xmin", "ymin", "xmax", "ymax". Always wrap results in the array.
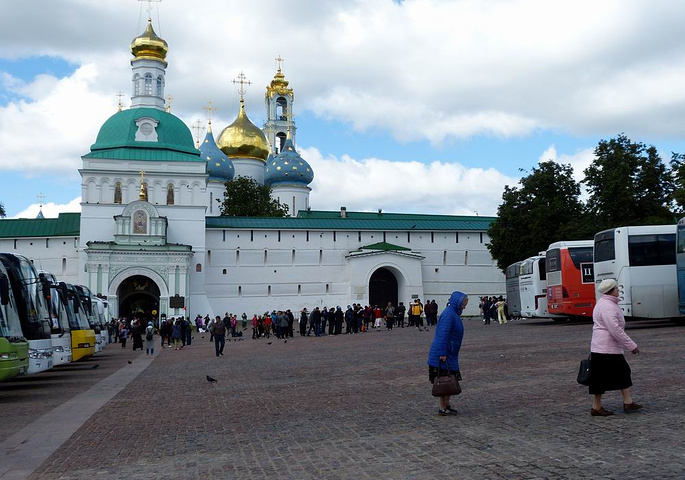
[{"xmin": 3, "ymin": 0, "xmax": 685, "ymax": 219}]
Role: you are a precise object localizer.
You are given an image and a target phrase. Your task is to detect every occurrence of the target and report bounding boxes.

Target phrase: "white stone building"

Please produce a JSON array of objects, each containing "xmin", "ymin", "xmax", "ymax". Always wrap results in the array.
[{"xmin": 0, "ymin": 18, "xmax": 505, "ymax": 320}]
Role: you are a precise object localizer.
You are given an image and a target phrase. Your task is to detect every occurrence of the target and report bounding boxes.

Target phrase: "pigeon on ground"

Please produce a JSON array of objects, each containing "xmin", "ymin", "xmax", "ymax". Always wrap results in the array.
[
  {"xmin": 206, "ymin": 375, "xmax": 218, "ymax": 384},
  {"xmin": 128, "ymin": 360, "xmax": 133, "ymax": 364},
  {"xmin": 267, "ymin": 342, "xmax": 273, "ymax": 345},
  {"xmin": 284, "ymin": 340, "xmax": 287, "ymax": 344},
  {"xmin": 91, "ymin": 364, "xmax": 100, "ymax": 369}
]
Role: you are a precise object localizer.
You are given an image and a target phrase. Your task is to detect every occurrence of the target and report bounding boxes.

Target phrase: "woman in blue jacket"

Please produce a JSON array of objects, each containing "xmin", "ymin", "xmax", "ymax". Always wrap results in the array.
[{"xmin": 427, "ymin": 291, "xmax": 468, "ymax": 416}]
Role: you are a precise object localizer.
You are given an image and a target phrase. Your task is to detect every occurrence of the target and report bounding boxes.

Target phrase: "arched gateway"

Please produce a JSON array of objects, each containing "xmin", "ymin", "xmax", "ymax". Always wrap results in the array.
[
  {"xmin": 369, "ymin": 267, "xmax": 398, "ymax": 308},
  {"xmin": 117, "ymin": 275, "xmax": 160, "ymax": 322}
]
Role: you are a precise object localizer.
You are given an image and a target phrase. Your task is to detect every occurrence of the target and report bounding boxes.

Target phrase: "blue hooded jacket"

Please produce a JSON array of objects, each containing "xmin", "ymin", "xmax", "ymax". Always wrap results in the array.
[{"xmin": 427, "ymin": 291, "xmax": 467, "ymax": 371}]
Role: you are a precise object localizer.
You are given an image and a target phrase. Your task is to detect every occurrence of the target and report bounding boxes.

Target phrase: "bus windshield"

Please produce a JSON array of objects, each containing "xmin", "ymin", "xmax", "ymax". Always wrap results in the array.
[
  {"xmin": 594, "ymin": 230, "xmax": 615, "ymax": 262},
  {"xmin": 569, "ymin": 247, "xmax": 593, "ymax": 269},
  {"xmin": 0, "ymin": 254, "xmax": 51, "ymax": 340},
  {"xmin": 0, "ymin": 270, "xmax": 24, "ymax": 339}
]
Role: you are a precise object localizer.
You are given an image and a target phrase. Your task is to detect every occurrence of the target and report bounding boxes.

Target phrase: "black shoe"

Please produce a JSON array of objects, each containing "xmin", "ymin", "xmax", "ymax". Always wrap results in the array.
[
  {"xmin": 623, "ymin": 402, "xmax": 642, "ymax": 413},
  {"xmin": 591, "ymin": 407, "xmax": 614, "ymax": 417},
  {"xmin": 445, "ymin": 405, "xmax": 458, "ymax": 414}
]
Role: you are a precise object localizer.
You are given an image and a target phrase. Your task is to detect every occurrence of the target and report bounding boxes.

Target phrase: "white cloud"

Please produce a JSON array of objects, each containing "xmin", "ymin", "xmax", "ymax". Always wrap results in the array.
[
  {"xmin": 13, "ymin": 197, "xmax": 81, "ymax": 219},
  {"xmin": 302, "ymin": 147, "xmax": 516, "ymax": 216},
  {"xmin": 538, "ymin": 145, "xmax": 595, "ymax": 185}
]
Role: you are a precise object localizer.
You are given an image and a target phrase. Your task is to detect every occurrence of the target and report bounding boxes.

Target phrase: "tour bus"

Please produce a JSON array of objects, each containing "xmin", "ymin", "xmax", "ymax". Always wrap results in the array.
[
  {"xmin": 38, "ymin": 272, "xmax": 72, "ymax": 365},
  {"xmin": 0, "ymin": 264, "xmax": 29, "ymax": 381},
  {"xmin": 505, "ymin": 262, "xmax": 522, "ymax": 318},
  {"xmin": 93, "ymin": 296, "xmax": 110, "ymax": 346},
  {"xmin": 0, "ymin": 253, "xmax": 53, "ymax": 374},
  {"xmin": 594, "ymin": 224, "xmax": 678, "ymax": 319},
  {"xmin": 60, "ymin": 283, "xmax": 96, "ymax": 361},
  {"xmin": 677, "ymin": 218, "xmax": 685, "ymax": 315},
  {"xmin": 519, "ymin": 254, "xmax": 561, "ymax": 318},
  {"xmin": 546, "ymin": 240, "xmax": 596, "ymax": 319},
  {"xmin": 73, "ymin": 285, "xmax": 103, "ymax": 352}
]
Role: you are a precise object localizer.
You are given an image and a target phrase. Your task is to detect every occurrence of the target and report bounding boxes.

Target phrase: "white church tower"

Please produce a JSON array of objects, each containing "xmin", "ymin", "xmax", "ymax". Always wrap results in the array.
[
  {"xmin": 263, "ymin": 57, "xmax": 295, "ymax": 155},
  {"xmin": 130, "ymin": 18, "xmax": 167, "ymax": 111}
]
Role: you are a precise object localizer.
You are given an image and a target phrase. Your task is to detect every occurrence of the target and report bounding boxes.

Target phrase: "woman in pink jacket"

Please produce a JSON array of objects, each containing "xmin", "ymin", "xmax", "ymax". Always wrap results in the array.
[{"xmin": 589, "ymin": 279, "xmax": 642, "ymax": 416}]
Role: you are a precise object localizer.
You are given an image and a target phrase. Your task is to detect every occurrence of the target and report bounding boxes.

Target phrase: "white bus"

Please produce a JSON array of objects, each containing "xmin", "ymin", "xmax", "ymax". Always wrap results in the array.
[
  {"xmin": 39, "ymin": 271, "xmax": 72, "ymax": 366},
  {"xmin": 505, "ymin": 262, "xmax": 522, "ymax": 318},
  {"xmin": 594, "ymin": 224, "xmax": 677, "ymax": 319},
  {"xmin": 519, "ymin": 255, "xmax": 556, "ymax": 318}
]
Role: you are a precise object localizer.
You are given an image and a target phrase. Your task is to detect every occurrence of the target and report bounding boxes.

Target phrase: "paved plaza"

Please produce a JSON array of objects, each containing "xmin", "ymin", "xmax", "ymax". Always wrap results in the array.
[{"xmin": 2, "ymin": 317, "xmax": 684, "ymax": 479}]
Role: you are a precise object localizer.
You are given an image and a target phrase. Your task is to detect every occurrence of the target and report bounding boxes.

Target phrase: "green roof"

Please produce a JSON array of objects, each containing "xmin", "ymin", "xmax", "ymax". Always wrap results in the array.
[
  {"xmin": 0, "ymin": 213, "xmax": 81, "ymax": 238},
  {"xmin": 206, "ymin": 210, "xmax": 494, "ymax": 231},
  {"xmin": 84, "ymin": 147, "xmax": 203, "ymax": 162},
  {"xmin": 87, "ymin": 107, "xmax": 203, "ymax": 161}
]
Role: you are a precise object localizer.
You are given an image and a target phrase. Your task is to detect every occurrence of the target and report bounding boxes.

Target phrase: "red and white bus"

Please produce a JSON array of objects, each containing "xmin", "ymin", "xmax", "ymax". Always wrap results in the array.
[{"xmin": 545, "ymin": 240, "xmax": 595, "ymax": 319}]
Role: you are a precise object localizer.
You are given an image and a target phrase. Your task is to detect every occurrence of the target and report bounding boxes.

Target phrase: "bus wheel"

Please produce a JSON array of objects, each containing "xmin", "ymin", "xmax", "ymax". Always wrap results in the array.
[{"xmin": 552, "ymin": 317, "xmax": 569, "ymax": 323}]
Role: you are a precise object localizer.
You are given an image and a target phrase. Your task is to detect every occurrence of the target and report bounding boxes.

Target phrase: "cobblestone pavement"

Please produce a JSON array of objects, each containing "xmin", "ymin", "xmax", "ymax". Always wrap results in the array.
[{"xmin": 6, "ymin": 318, "xmax": 685, "ymax": 479}]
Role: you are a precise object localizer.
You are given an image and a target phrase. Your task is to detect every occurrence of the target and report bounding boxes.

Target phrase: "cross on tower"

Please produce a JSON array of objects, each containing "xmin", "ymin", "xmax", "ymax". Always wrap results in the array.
[
  {"xmin": 191, "ymin": 119, "xmax": 205, "ymax": 148},
  {"xmin": 275, "ymin": 55, "xmax": 284, "ymax": 71},
  {"xmin": 36, "ymin": 193, "xmax": 45, "ymax": 208},
  {"xmin": 203, "ymin": 100, "xmax": 218, "ymax": 123},
  {"xmin": 116, "ymin": 91, "xmax": 125, "ymax": 111},
  {"xmin": 166, "ymin": 94, "xmax": 174, "ymax": 113},
  {"xmin": 139, "ymin": 0, "xmax": 162, "ymax": 19},
  {"xmin": 232, "ymin": 71, "xmax": 251, "ymax": 101}
]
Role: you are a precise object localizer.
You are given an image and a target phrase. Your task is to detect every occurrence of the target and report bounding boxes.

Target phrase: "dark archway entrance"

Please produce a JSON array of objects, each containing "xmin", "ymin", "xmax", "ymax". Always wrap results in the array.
[
  {"xmin": 369, "ymin": 268, "xmax": 398, "ymax": 308},
  {"xmin": 117, "ymin": 275, "xmax": 160, "ymax": 323}
]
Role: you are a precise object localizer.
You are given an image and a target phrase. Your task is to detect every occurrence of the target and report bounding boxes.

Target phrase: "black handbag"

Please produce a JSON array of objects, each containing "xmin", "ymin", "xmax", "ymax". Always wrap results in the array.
[
  {"xmin": 432, "ymin": 361, "xmax": 462, "ymax": 397},
  {"xmin": 577, "ymin": 354, "xmax": 592, "ymax": 386}
]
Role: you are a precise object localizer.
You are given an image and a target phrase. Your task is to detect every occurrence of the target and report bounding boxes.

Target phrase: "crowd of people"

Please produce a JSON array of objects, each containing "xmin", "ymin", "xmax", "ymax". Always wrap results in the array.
[{"xmin": 478, "ymin": 296, "xmax": 512, "ymax": 324}]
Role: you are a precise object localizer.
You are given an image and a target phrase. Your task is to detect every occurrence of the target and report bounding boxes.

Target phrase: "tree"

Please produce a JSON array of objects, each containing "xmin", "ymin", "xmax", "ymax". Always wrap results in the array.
[
  {"xmin": 0, "ymin": 202, "xmax": 5, "ymax": 218},
  {"xmin": 584, "ymin": 134, "xmax": 674, "ymax": 230},
  {"xmin": 218, "ymin": 176, "xmax": 289, "ymax": 217},
  {"xmin": 669, "ymin": 152, "xmax": 685, "ymax": 215},
  {"xmin": 487, "ymin": 161, "xmax": 588, "ymax": 271}
]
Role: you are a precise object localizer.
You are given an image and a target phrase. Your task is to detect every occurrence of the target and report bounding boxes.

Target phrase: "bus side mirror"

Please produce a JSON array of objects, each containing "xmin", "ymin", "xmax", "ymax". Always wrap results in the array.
[
  {"xmin": 57, "ymin": 284, "xmax": 69, "ymax": 305},
  {"xmin": 0, "ymin": 273, "xmax": 9, "ymax": 306}
]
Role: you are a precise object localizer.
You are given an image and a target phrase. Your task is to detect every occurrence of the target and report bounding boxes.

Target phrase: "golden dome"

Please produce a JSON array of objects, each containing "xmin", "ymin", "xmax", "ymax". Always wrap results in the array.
[
  {"xmin": 130, "ymin": 19, "xmax": 168, "ymax": 65},
  {"xmin": 266, "ymin": 68, "xmax": 294, "ymax": 99},
  {"xmin": 216, "ymin": 99, "xmax": 270, "ymax": 161}
]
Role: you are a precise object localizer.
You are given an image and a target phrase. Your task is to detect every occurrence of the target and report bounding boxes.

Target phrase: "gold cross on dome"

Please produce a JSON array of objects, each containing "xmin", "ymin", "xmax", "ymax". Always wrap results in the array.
[
  {"xmin": 139, "ymin": 0, "xmax": 162, "ymax": 19},
  {"xmin": 139, "ymin": 171, "xmax": 146, "ymax": 185},
  {"xmin": 275, "ymin": 55, "xmax": 284, "ymax": 71},
  {"xmin": 203, "ymin": 100, "xmax": 218, "ymax": 123},
  {"xmin": 232, "ymin": 71, "xmax": 251, "ymax": 101},
  {"xmin": 116, "ymin": 91, "xmax": 124, "ymax": 111},
  {"xmin": 166, "ymin": 94, "xmax": 174, "ymax": 113},
  {"xmin": 36, "ymin": 193, "xmax": 45, "ymax": 207}
]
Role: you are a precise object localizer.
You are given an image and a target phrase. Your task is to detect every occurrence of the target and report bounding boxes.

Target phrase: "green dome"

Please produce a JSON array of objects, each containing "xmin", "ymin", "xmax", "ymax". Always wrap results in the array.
[{"xmin": 90, "ymin": 108, "xmax": 198, "ymax": 156}]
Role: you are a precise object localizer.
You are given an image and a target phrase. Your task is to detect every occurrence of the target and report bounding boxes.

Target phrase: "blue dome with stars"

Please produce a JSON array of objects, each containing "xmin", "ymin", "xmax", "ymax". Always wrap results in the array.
[
  {"xmin": 200, "ymin": 123, "xmax": 235, "ymax": 182},
  {"xmin": 264, "ymin": 138, "xmax": 314, "ymax": 186}
]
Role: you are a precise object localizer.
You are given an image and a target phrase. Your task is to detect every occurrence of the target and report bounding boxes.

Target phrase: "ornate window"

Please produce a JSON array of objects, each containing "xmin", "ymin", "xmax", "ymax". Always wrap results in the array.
[
  {"xmin": 133, "ymin": 74, "xmax": 140, "ymax": 95},
  {"xmin": 114, "ymin": 182, "xmax": 122, "ymax": 204},
  {"xmin": 144, "ymin": 74, "xmax": 153, "ymax": 95},
  {"xmin": 166, "ymin": 184, "xmax": 174, "ymax": 205},
  {"xmin": 156, "ymin": 76, "xmax": 163, "ymax": 96}
]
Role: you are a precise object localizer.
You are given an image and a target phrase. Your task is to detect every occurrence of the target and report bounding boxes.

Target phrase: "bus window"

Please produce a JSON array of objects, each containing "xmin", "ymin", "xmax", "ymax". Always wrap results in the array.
[
  {"xmin": 538, "ymin": 258, "xmax": 546, "ymax": 281},
  {"xmin": 594, "ymin": 230, "xmax": 615, "ymax": 262},
  {"xmin": 569, "ymin": 247, "xmax": 593, "ymax": 269},
  {"xmin": 521, "ymin": 261, "xmax": 533, "ymax": 275},
  {"xmin": 628, "ymin": 234, "xmax": 676, "ymax": 267},
  {"xmin": 678, "ymin": 224, "xmax": 685, "ymax": 254},
  {"xmin": 547, "ymin": 249, "xmax": 560, "ymax": 272}
]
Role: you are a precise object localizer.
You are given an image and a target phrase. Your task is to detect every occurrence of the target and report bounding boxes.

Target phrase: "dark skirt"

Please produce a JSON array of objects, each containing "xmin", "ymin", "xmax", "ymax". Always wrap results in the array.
[
  {"xmin": 588, "ymin": 352, "xmax": 632, "ymax": 395},
  {"xmin": 428, "ymin": 366, "xmax": 462, "ymax": 384}
]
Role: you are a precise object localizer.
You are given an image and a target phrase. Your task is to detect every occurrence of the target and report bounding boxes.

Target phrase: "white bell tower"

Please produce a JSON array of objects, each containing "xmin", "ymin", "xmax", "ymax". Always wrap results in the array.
[{"xmin": 264, "ymin": 56, "xmax": 295, "ymax": 155}]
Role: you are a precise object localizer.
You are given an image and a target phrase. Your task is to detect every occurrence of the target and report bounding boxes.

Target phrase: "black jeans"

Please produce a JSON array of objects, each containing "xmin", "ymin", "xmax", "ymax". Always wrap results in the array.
[{"xmin": 214, "ymin": 335, "xmax": 225, "ymax": 356}]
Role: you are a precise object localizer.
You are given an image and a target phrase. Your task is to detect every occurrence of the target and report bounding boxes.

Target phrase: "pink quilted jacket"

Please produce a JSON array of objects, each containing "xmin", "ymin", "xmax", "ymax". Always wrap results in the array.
[{"xmin": 591, "ymin": 294, "xmax": 638, "ymax": 354}]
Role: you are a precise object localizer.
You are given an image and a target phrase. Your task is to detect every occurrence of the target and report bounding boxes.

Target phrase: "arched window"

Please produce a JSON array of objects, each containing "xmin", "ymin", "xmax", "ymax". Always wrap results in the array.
[
  {"xmin": 276, "ymin": 97, "xmax": 288, "ymax": 120},
  {"xmin": 276, "ymin": 132, "xmax": 286, "ymax": 153},
  {"xmin": 156, "ymin": 76, "xmax": 163, "ymax": 96},
  {"xmin": 133, "ymin": 74, "xmax": 140, "ymax": 95},
  {"xmin": 62, "ymin": 258, "xmax": 67, "ymax": 275},
  {"xmin": 114, "ymin": 182, "xmax": 122, "ymax": 204},
  {"xmin": 144, "ymin": 74, "xmax": 153, "ymax": 95},
  {"xmin": 166, "ymin": 183, "xmax": 174, "ymax": 205}
]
